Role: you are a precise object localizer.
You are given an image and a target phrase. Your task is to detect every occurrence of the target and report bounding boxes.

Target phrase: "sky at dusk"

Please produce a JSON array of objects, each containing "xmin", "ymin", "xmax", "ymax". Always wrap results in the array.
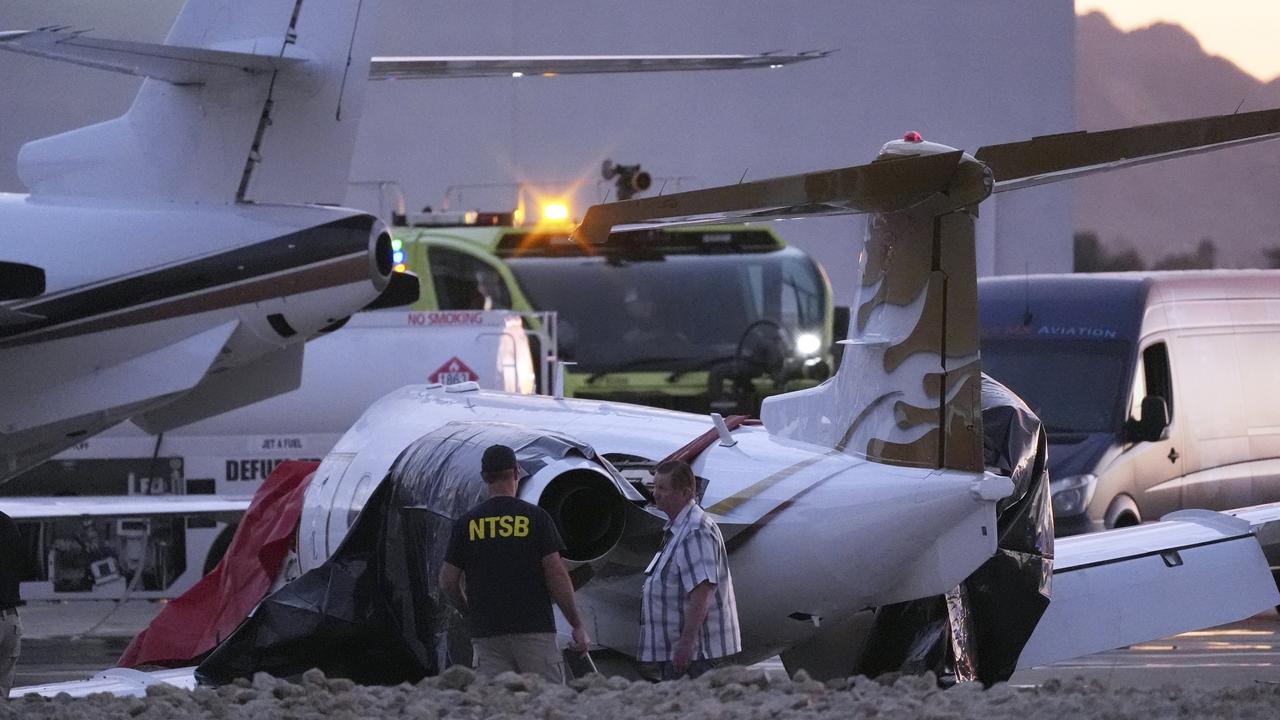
[{"xmin": 1078, "ymin": 1, "xmax": 1280, "ymax": 82}]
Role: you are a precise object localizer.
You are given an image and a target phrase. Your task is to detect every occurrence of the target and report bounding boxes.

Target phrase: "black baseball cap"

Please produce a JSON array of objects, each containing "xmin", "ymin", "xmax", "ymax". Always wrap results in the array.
[{"xmin": 481, "ymin": 444, "xmax": 519, "ymax": 475}]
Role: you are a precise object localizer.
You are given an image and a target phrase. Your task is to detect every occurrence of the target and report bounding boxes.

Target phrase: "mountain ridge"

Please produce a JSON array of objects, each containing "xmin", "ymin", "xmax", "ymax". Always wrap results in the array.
[{"xmin": 1075, "ymin": 11, "xmax": 1280, "ymax": 267}]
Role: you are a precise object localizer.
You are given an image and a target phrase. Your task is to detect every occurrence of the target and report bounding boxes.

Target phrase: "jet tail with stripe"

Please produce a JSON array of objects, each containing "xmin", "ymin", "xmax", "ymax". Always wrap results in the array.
[{"xmin": 574, "ymin": 107, "xmax": 1280, "ymax": 472}]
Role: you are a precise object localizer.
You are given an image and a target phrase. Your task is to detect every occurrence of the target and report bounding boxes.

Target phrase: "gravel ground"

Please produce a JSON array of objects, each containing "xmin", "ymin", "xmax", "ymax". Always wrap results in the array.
[{"xmin": 5, "ymin": 665, "xmax": 1280, "ymax": 720}]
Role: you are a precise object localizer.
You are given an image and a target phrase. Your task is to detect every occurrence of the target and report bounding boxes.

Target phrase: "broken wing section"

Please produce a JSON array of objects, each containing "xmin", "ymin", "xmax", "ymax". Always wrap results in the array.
[{"xmin": 1015, "ymin": 507, "xmax": 1280, "ymax": 670}]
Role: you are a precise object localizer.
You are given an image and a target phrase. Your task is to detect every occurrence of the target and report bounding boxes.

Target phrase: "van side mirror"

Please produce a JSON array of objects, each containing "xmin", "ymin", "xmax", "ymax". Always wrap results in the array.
[{"xmin": 1136, "ymin": 395, "xmax": 1170, "ymax": 442}]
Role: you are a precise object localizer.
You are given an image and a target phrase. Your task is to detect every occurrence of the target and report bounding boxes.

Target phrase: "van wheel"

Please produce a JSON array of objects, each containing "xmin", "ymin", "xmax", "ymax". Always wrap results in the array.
[
  {"xmin": 1112, "ymin": 513, "xmax": 1140, "ymax": 528},
  {"xmin": 203, "ymin": 523, "xmax": 239, "ymax": 576}
]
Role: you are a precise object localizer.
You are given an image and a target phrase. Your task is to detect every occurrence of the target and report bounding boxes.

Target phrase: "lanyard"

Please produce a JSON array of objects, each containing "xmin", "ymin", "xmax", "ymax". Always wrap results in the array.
[{"xmin": 643, "ymin": 529, "xmax": 673, "ymax": 575}]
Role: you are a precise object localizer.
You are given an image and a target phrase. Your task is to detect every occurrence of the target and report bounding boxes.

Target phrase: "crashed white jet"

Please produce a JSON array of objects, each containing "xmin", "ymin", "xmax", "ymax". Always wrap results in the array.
[
  {"xmin": 250, "ymin": 108, "xmax": 1280, "ymax": 684},
  {"xmin": 35, "ymin": 107, "xmax": 1260, "ymax": 696},
  {"xmin": 12, "ymin": 106, "xmax": 1280, "ymax": 697}
]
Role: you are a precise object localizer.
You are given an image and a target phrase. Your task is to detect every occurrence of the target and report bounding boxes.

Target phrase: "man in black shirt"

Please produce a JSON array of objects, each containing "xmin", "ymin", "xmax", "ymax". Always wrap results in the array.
[
  {"xmin": 0, "ymin": 510, "xmax": 22, "ymax": 700},
  {"xmin": 440, "ymin": 444, "xmax": 590, "ymax": 682}
]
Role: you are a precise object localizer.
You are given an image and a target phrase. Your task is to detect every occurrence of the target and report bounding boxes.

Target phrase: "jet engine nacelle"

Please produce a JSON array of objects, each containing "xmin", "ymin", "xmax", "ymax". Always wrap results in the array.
[
  {"xmin": 231, "ymin": 215, "xmax": 394, "ymax": 354},
  {"xmin": 518, "ymin": 456, "xmax": 631, "ymax": 565}
]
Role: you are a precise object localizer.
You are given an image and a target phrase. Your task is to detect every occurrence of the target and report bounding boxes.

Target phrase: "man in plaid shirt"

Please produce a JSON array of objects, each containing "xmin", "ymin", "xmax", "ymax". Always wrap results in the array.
[{"xmin": 638, "ymin": 459, "xmax": 741, "ymax": 679}]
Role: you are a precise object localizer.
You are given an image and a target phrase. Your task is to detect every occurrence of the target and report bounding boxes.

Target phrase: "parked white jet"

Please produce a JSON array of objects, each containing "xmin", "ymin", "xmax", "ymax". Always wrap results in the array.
[
  {"xmin": 0, "ymin": 3, "xmax": 823, "ymax": 485},
  {"xmin": 0, "ymin": 2, "xmax": 405, "ymax": 482}
]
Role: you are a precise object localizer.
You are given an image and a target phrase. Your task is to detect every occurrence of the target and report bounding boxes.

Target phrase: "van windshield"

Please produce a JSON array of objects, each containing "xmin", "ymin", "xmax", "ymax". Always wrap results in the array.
[
  {"xmin": 980, "ymin": 337, "xmax": 1131, "ymax": 434},
  {"xmin": 507, "ymin": 250, "xmax": 825, "ymax": 374}
]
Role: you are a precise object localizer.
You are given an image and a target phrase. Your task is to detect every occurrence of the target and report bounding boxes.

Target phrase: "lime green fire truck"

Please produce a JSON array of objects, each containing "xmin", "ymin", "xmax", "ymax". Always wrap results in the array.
[{"xmin": 391, "ymin": 209, "xmax": 834, "ymax": 415}]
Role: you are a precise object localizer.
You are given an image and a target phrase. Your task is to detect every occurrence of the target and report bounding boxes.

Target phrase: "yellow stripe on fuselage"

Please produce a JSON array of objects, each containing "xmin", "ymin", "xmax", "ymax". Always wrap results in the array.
[{"xmin": 705, "ymin": 453, "xmax": 834, "ymax": 516}]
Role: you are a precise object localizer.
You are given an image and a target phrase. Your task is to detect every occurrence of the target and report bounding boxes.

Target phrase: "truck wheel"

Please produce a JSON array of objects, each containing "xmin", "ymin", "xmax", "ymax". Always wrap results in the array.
[{"xmin": 203, "ymin": 523, "xmax": 239, "ymax": 576}]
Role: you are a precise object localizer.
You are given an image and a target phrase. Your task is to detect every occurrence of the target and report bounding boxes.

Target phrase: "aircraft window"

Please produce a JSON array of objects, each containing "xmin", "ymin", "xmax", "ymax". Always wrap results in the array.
[
  {"xmin": 429, "ymin": 247, "xmax": 512, "ymax": 310},
  {"xmin": 1128, "ymin": 358, "xmax": 1147, "ymax": 422},
  {"xmin": 1141, "ymin": 342, "xmax": 1173, "ymax": 418}
]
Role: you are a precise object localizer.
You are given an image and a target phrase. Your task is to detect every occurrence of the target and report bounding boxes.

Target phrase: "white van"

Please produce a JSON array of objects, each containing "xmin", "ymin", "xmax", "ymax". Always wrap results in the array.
[{"xmin": 979, "ymin": 271, "xmax": 1280, "ymax": 535}]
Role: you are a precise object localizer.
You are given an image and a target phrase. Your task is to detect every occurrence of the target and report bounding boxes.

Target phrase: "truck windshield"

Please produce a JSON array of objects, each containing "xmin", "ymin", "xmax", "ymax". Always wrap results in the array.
[
  {"xmin": 507, "ymin": 249, "xmax": 825, "ymax": 374},
  {"xmin": 981, "ymin": 337, "xmax": 1131, "ymax": 434}
]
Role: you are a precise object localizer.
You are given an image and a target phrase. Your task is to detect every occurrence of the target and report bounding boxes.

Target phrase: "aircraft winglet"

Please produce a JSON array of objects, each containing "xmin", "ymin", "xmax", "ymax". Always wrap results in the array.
[{"xmin": 0, "ymin": 26, "xmax": 300, "ymax": 85}]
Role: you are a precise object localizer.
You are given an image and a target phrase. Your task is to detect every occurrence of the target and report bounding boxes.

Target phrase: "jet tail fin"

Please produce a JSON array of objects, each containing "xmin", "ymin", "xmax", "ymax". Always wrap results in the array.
[
  {"xmin": 13, "ymin": 0, "xmax": 382, "ymax": 206},
  {"xmin": 576, "ymin": 108, "xmax": 1280, "ymax": 471}
]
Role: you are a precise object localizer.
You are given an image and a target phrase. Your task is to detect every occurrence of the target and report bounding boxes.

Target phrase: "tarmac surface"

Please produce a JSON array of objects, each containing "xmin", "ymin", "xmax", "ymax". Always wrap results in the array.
[{"xmin": 10, "ymin": 600, "xmax": 1280, "ymax": 692}]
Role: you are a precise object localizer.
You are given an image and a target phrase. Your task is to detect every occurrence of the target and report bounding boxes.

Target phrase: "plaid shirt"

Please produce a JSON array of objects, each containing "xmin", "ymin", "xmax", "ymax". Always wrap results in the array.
[{"xmin": 638, "ymin": 502, "xmax": 741, "ymax": 663}]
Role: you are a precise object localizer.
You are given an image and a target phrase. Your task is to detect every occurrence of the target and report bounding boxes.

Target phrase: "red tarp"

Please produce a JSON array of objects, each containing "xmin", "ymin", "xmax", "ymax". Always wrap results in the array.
[{"xmin": 119, "ymin": 460, "xmax": 319, "ymax": 668}]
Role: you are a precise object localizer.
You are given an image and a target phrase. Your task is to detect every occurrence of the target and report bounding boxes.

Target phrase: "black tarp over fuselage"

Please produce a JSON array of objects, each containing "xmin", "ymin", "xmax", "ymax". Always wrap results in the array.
[{"xmin": 197, "ymin": 422, "xmax": 609, "ymax": 685}]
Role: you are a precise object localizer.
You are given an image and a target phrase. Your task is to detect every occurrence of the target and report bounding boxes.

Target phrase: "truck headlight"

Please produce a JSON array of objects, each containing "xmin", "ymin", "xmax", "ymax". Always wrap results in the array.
[
  {"xmin": 795, "ymin": 332, "xmax": 822, "ymax": 356},
  {"xmin": 1050, "ymin": 473, "xmax": 1096, "ymax": 517}
]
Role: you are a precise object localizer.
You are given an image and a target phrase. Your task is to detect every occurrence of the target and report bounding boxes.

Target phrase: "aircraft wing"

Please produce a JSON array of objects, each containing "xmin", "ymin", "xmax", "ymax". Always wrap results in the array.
[
  {"xmin": 368, "ymin": 51, "xmax": 830, "ymax": 80},
  {"xmin": 0, "ymin": 495, "xmax": 250, "ymax": 522},
  {"xmin": 0, "ymin": 26, "xmax": 297, "ymax": 84},
  {"xmin": 574, "ymin": 106, "xmax": 1280, "ymax": 245},
  {"xmin": 573, "ymin": 150, "xmax": 966, "ymax": 244},
  {"xmin": 978, "ymin": 106, "xmax": 1280, "ymax": 192},
  {"xmin": 1015, "ymin": 504, "xmax": 1280, "ymax": 670},
  {"xmin": 0, "ymin": 321, "xmax": 237, "ymax": 435},
  {"xmin": 0, "ymin": 27, "xmax": 827, "ymax": 83}
]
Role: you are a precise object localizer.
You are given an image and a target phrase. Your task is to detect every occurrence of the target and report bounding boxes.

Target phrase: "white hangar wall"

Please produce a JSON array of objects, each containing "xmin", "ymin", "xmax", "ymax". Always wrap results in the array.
[{"xmin": 352, "ymin": 0, "xmax": 1076, "ymax": 295}]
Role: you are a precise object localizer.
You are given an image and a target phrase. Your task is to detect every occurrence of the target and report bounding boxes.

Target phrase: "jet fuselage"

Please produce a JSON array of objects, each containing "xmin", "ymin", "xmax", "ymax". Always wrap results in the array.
[{"xmin": 298, "ymin": 385, "xmax": 1008, "ymax": 663}]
